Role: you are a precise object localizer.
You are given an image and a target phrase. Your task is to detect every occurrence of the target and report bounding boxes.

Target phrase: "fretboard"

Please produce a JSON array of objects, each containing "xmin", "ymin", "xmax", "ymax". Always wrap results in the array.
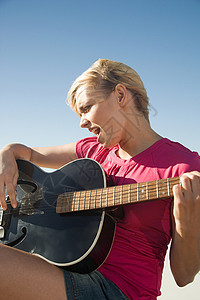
[{"xmin": 56, "ymin": 177, "xmax": 180, "ymax": 214}]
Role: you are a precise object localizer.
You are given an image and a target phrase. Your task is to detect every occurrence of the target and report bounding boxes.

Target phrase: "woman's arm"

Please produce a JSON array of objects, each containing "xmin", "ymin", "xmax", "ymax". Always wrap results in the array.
[
  {"xmin": 170, "ymin": 171, "xmax": 200, "ymax": 286},
  {"xmin": 0, "ymin": 142, "xmax": 77, "ymax": 210},
  {"xmin": 30, "ymin": 143, "xmax": 77, "ymax": 168}
]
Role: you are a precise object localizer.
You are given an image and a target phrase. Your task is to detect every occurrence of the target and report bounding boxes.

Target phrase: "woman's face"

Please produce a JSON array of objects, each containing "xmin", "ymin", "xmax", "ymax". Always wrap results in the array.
[{"xmin": 76, "ymin": 88, "xmax": 125, "ymax": 148}]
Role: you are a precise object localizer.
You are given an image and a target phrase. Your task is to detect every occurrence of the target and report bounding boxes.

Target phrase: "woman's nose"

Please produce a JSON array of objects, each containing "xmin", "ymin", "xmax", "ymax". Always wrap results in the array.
[{"xmin": 80, "ymin": 116, "xmax": 90, "ymax": 128}]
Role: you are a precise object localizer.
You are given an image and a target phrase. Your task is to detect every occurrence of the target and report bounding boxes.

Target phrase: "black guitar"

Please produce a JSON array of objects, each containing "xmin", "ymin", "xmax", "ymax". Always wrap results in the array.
[{"xmin": 0, "ymin": 159, "xmax": 179, "ymax": 273}]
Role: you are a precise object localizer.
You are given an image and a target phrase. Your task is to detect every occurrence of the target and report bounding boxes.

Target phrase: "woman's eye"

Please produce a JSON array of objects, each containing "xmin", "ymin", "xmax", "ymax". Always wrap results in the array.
[{"xmin": 83, "ymin": 106, "xmax": 91, "ymax": 113}]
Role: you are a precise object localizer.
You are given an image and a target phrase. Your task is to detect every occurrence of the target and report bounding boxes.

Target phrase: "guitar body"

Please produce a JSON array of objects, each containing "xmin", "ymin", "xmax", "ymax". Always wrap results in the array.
[{"xmin": 0, "ymin": 159, "xmax": 116, "ymax": 273}]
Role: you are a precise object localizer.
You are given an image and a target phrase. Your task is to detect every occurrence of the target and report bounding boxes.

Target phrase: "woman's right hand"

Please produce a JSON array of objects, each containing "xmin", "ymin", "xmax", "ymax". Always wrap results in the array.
[
  {"xmin": 0, "ymin": 142, "xmax": 77, "ymax": 210},
  {"xmin": 0, "ymin": 145, "xmax": 19, "ymax": 210}
]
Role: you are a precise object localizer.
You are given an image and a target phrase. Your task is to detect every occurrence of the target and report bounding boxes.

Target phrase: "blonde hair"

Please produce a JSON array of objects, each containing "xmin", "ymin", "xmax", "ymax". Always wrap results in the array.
[{"xmin": 67, "ymin": 59, "xmax": 149, "ymax": 121}]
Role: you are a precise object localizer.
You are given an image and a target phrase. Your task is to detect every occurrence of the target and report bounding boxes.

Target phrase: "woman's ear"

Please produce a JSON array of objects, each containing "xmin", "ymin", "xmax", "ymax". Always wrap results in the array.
[{"xmin": 114, "ymin": 84, "xmax": 127, "ymax": 106}]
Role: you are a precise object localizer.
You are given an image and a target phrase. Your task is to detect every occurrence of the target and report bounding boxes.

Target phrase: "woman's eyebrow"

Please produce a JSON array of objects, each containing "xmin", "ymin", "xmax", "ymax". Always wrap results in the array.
[
  {"xmin": 76, "ymin": 103, "xmax": 87, "ymax": 116},
  {"xmin": 78, "ymin": 104, "xmax": 84, "ymax": 112}
]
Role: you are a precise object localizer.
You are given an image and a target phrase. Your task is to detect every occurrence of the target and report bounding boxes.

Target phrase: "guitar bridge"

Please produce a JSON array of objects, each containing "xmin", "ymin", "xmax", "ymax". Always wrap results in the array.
[
  {"xmin": 18, "ymin": 192, "xmax": 44, "ymax": 216},
  {"xmin": 17, "ymin": 180, "xmax": 43, "ymax": 216}
]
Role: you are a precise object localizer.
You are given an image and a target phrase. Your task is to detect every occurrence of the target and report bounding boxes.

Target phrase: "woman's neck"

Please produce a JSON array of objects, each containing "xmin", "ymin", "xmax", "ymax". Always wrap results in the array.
[{"xmin": 117, "ymin": 125, "xmax": 162, "ymax": 160}]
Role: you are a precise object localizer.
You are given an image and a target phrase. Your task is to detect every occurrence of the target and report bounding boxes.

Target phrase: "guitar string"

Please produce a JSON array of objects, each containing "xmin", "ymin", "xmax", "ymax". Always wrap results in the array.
[
  {"xmin": 4, "ymin": 178, "xmax": 179, "ymax": 203},
  {"xmin": 4, "ymin": 177, "xmax": 180, "ymax": 205},
  {"xmin": 1, "ymin": 179, "xmax": 179, "ymax": 216},
  {"xmin": 4, "ymin": 177, "xmax": 180, "ymax": 207}
]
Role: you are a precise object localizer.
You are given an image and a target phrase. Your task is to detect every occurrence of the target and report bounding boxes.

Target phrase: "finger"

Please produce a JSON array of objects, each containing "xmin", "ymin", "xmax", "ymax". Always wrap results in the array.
[
  {"xmin": 180, "ymin": 175, "xmax": 192, "ymax": 198},
  {"xmin": 13, "ymin": 170, "xmax": 19, "ymax": 189},
  {"xmin": 6, "ymin": 181, "xmax": 17, "ymax": 208},
  {"xmin": 190, "ymin": 174, "xmax": 200, "ymax": 197},
  {"xmin": 186, "ymin": 170, "xmax": 200, "ymax": 177},
  {"xmin": 181, "ymin": 171, "xmax": 200, "ymax": 181},
  {"xmin": 172, "ymin": 184, "xmax": 183, "ymax": 221},
  {"xmin": 181, "ymin": 172, "xmax": 200, "ymax": 196},
  {"xmin": 0, "ymin": 184, "xmax": 7, "ymax": 210},
  {"xmin": 173, "ymin": 184, "xmax": 183, "ymax": 202}
]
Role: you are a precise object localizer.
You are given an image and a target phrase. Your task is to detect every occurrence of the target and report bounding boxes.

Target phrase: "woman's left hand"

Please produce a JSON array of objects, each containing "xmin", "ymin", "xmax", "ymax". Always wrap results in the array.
[
  {"xmin": 170, "ymin": 171, "xmax": 200, "ymax": 286},
  {"xmin": 173, "ymin": 171, "xmax": 200, "ymax": 239}
]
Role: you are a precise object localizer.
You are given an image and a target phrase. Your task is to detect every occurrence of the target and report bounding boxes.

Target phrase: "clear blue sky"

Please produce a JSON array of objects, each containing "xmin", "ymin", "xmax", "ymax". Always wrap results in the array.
[{"xmin": 0, "ymin": 0, "xmax": 199, "ymax": 298}]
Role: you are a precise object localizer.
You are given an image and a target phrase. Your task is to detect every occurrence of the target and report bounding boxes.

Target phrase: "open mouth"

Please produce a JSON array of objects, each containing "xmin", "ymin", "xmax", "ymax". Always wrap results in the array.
[{"xmin": 89, "ymin": 127, "xmax": 100, "ymax": 136}]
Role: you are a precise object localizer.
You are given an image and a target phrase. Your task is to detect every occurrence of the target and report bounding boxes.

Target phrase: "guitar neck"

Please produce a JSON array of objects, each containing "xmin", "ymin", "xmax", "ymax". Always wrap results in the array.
[{"xmin": 56, "ymin": 176, "xmax": 180, "ymax": 214}]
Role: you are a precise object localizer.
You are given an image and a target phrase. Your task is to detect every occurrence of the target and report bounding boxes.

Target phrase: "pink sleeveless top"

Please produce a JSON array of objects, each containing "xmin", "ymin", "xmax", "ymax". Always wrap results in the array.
[{"xmin": 76, "ymin": 137, "xmax": 200, "ymax": 299}]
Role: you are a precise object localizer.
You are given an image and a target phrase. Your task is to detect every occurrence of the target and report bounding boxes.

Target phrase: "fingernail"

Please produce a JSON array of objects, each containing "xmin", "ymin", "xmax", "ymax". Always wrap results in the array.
[
  {"xmin": 3, "ymin": 205, "xmax": 7, "ymax": 211},
  {"xmin": 12, "ymin": 202, "xmax": 17, "ymax": 208}
]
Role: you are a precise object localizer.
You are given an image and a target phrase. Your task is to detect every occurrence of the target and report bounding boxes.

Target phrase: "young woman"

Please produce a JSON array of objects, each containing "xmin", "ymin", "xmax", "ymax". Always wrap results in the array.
[{"xmin": 0, "ymin": 59, "xmax": 200, "ymax": 300}]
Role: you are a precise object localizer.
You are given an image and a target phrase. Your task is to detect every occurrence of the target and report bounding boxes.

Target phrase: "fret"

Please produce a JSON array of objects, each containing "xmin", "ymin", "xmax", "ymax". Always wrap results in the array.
[
  {"xmin": 124, "ymin": 185, "xmax": 130, "ymax": 204},
  {"xmin": 137, "ymin": 183, "xmax": 139, "ymax": 201},
  {"xmin": 147, "ymin": 181, "xmax": 155, "ymax": 201},
  {"xmin": 84, "ymin": 190, "xmax": 92, "ymax": 210},
  {"xmin": 106, "ymin": 187, "xmax": 108, "ymax": 207},
  {"xmin": 156, "ymin": 180, "xmax": 159, "ymax": 198},
  {"xmin": 167, "ymin": 178, "xmax": 170, "ymax": 196},
  {"xmin": 67, "ymin": 193, "xmax": 71, "ymax": 212},
  {"xmin": 79, "ymin": 191, "xmax": 85, "ymax": 211},
  {"xmin": 88, "ymin": 190, "xmax": 92, "ymax": 209},
  {"xmin": 128, "ymin": 184, "xmax": 131, "ymax": 203},
  {"xmin": 101, "ymin": 188, "xmax": 108, "ymax": 208},
  {"xmin": 77, "ymin": 191, "xmax": 81, "ymax": 211},
  {"xmin": 100, "ymin": 189, "xmax": 103, "ymax": 208},
  {"xmin": 160, "ymin": 180, "xmax": 167, "ymax": 197},
  {"xmin": 116, "ymin": 186, "xmax": 121, "ymax": 205},
  {"xmin": 83, "ymin": 191, "xmax": 86, "ymax": 210},
  {"xmin": 86, "ymin": 190, "xmax": 90, "ymax": 209},
  {"xmin": 140, "ymin": 183, "xmax": 146, "ymax": 200},
  {"xmin": 94, "ymin": 189, "xmax": 97, "ymax": 209},
  {"xmin": 120, "ymin": 185, "xmax": 123, "ymax": 204},
  {"xmin": 72, "ymin": 192, "xmax": 75, "ymax": 211},
  {"xmin": 113, "ymin": 186, "xmax": 116, "ymax": 206},
  {"xmin": 146, "ymin": 182, "xmax": 149, "ymax": 200}
]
